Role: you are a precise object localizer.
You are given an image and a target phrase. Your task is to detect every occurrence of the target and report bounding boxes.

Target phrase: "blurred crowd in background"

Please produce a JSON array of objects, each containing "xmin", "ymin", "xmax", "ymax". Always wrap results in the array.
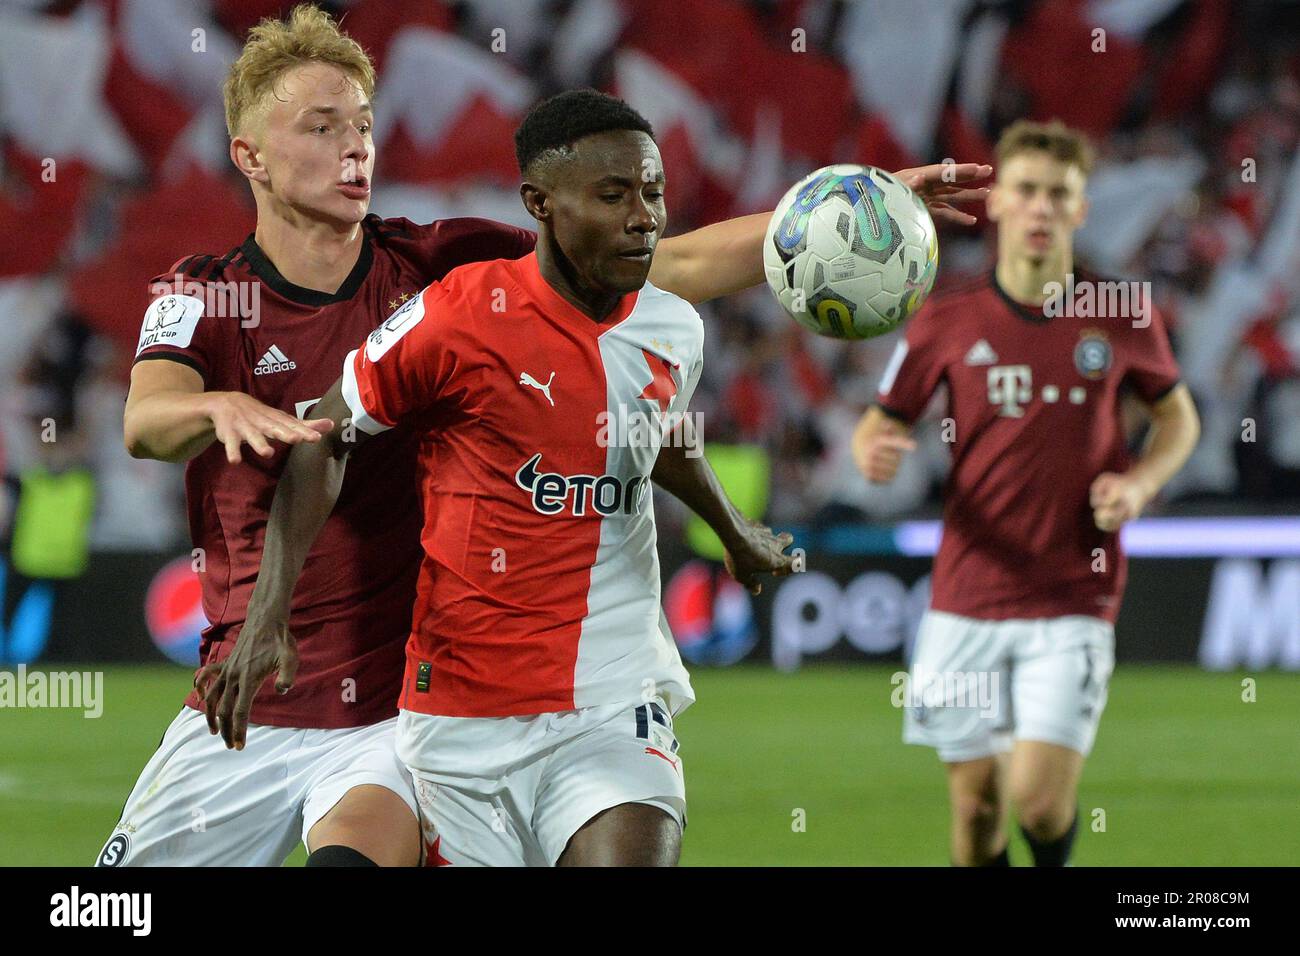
[{"xmin": 1, "ymin": 0, "xmax": 1298, "ymax": 554}]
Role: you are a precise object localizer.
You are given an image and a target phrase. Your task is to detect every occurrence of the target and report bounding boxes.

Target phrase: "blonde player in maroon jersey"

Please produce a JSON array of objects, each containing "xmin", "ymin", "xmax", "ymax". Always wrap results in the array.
[
  {"xmin": 102, "ymin": 4, "xmax": 991, "ymax": 868},
  {"xmin": 853, "ymin": 120, "xmax": 1200, "ymax": 867}
]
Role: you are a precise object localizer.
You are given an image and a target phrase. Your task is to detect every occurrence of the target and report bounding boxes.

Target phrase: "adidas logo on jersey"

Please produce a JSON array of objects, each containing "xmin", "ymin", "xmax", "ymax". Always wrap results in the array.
[
  {"xmin": 964, "ymin": 339, "xmax": 998, "ymax": 366},
  {"xmin": 255, "ymin": 345, "xmax": 297, "ymax": 376}
]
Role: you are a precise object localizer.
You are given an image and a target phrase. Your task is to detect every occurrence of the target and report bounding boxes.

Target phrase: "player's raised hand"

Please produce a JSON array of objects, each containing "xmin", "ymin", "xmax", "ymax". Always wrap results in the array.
[
  {"xmin": 892, "ymin": 163, "xmax": 993, "ymax": 226},
  {"xmin": 194, "ymin": 612, "xmax": 299, "ymax": 750},
  {"xmin": 855, "ymin": 431, "xmax": 917, "ymax": 484},
  {"xmin": 206, "ymin": 391, "xmax": 333, "ymax": 465},
  {"xmin": 1090, "ymin": 471, "xmax": 1151, "ymax": 532},
  {"xmin": 723, "ymin": 519, "xmax": 796, "ymax": 595}
]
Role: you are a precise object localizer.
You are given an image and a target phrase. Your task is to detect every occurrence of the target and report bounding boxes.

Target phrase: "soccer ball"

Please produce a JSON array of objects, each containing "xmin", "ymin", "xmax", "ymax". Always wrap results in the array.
[{"xmin": 763, "ymin": 164, "xmax": 939, "ymax": 340}]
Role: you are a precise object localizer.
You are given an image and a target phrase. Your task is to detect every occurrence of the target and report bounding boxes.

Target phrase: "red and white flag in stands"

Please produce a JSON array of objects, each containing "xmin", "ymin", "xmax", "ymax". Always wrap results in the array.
[
  {"xmin": 620, "ymin": 0, "xmax": 854, "ymax": 168},
  {"xmin": 376, "ymin": 26, "xmax": 534, "ymax": 186},
  {"xmin": 103, "ymin": 0, "xmax": 240, "ymax": 175},
  {"xmin": 334, "ymin": 0, "xmax": 455, "ymax": 75},
  {"xmin": 0, "ymin": 144, "xmax": 88, "ymax": 278},
  {"xmin": 835, "ymin": 0, "xmax": 970, "ymax": 160},
  {"xmin": 613, "ymin": 48, "xmax": 743, "ymax": 224},
  {"xmin": 0, "ymin": 3, "xmax": 140, "ymax": 177}
]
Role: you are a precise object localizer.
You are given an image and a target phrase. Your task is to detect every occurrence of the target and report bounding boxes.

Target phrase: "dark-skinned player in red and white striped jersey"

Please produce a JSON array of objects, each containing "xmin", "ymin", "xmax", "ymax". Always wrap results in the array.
[
  {"xmin": 101, "ymin": 4, "xmax": 992, "ymax": 868},
  {"xmin": 853, "ymin": 120, "xmax": 1200, "ymax": 867}
]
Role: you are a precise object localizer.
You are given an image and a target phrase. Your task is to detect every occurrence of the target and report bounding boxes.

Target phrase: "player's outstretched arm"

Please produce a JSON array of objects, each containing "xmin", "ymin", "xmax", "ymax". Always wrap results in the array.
[
  {"xmin": 195, "ymin": 377, "xmax": 365, "ymax": 749},
  {"xmin": 649, "ymin": 213, "xmax": 770, "ymax": 305},
  {"xmin": 125, "ymin": 359, "xmax": 333, "ymax": 464},
  {"xmin": 1090, "ymin": 383, "xmax": 1200, "ymax": 532},
  {"xmin": 651, "ymin": 441, "xmax": 794, "ymax": 595},
  {"xmin": 649, "ymin": 163, "xmax": 991, "ymax": 305},
  {"xmin": 852, "ymin": 405, "xmax": 917, "ymax": 484}
]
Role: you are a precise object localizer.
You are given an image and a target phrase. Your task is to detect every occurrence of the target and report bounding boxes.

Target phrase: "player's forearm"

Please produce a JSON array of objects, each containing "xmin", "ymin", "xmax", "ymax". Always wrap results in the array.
[
  {"xmin": 650, "ymin": 213, "xmax": 770, "ymax": 305},
  {"xmin": 246, "ymin": 438, "xmax": 347, "ymax": 621},
  {"xmin": 651, "ymin": 442, "xmax": 748, "ymax": 549},
  {"xmin": 1128, "ymin": 393, "xmax": 1200, "ymax": 502},
  {"xmin": 124, "ymin": 391, "xmax": 219, "ymax": 462},
  {"xmin": 247, "ymin": 381, "xmax": 361, "ymax": 619}
]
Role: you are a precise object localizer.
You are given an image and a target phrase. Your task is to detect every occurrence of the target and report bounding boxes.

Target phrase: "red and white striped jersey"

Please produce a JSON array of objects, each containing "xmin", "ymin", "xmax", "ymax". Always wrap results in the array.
[{"xmin": 342, "ymin": 252, "xmax": 703, "ymax": 718}]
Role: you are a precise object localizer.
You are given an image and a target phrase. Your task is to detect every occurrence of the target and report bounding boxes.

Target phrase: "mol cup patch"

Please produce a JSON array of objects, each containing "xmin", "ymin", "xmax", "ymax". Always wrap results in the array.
[
  {"xmin": 366, "ymin": 292, "xmax": 425, "ymax": 364},
  {"xmin": 137, "ymin": 294, "xmax": 205, "ymax": 356},
  {"xmin": 1074, "ymin": 330, "xmax": 1112, "ymax": 380}
]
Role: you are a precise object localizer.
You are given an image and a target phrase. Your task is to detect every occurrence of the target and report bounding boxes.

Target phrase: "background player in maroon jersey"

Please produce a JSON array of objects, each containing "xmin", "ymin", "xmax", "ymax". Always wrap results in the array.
[
  {"xmin": 104, "ymin": 5, "xmax": 991, "ymax": 868},
  {"xmin": 852, "ymin": 120, "xmax": 1201, "ymax": 866}
]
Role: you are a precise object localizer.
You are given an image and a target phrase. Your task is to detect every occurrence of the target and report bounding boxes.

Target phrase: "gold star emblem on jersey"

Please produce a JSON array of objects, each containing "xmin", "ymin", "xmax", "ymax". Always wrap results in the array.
[{"xmin": 650, "ymin": 337, "xmax": 675, "ymax": 354}]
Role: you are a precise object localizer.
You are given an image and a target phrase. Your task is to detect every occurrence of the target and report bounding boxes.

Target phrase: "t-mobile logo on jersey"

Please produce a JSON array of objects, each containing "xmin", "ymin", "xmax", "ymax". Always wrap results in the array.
[
  {"xmin": 987, "ymin": 365, "xmax": 1033, "ymax": 417},
  {"xmin": 515, "ymin": 453, "xmax": 649, "ymax": 517}
]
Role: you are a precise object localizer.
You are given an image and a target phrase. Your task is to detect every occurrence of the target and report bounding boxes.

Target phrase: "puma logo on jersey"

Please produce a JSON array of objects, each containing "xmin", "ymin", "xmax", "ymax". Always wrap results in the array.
[
  {"xmin": 519, "ymin": 370, "xmax": 555, "ymax": 406},
  {"xmin": 965, "ymin": 339, "xmax": 998, "ymax": 366},
  {"xmin": 255, "ymin": 345, "xmax": 296, "ymax": 376},
  {"xmin": 514, "ymin": 453, "xmax": 648, "ymax": 517}
]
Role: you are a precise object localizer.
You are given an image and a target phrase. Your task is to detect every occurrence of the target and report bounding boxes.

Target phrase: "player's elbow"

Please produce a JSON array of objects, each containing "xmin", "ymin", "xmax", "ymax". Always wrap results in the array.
[
  {"xmin": 1182, "ymin": 394, "xmax": 1203, "ymax": 446},
  {"xmin": 1159, "ymin": 387, "xmax": 1201, "ymax": 449},
  {"xmin": 123, "ymin": 412, "xmax": 188, "ymax": 463},
  {"xmin": 122, "ymin": 413, "xmax": 151, "ymax": 460},
  {"xmin": 1183, "ymin": 405, "xmax": 1202, "ymax": 451}
]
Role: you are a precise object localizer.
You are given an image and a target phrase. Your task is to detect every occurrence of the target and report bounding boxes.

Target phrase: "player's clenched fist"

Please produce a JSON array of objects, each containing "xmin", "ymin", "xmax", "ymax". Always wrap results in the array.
[
  {"xmin": 206, "ymin": 391, "xmax": 333, "ymax": 465},
  {"xmin": 1089, "ymin": 471, "xmax": 1151, "ymax": 532},
  {"xmin": 854, "ymin": 431, "xmax": 917, "ymax": 484},
  {"xmin": 194, "ymin": 612, "xmax": 299, "ymax": 750}
]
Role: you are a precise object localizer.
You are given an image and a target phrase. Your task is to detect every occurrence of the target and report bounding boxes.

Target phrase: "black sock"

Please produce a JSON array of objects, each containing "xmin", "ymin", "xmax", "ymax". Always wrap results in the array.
[
  {"xmin": 305, "ymin": 845, "xmax": 378, "ymax": 867},
  {"xmin": 981, "ymin": 846, "xmax": 1011, "ymax": 866},
  {"xmin": 1021, "ymin": 811, "xmax": 1078, "ymax": 867}
]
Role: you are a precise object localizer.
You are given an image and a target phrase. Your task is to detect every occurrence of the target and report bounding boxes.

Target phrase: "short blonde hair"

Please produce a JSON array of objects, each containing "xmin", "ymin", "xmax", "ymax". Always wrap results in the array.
[
  {"xmin": 995, "ymin": 119, "xmax": 1095, "ymax": 176},
  {"xmin": 223, "ymin": 4, "xmax": 376, "ymax": 137}
]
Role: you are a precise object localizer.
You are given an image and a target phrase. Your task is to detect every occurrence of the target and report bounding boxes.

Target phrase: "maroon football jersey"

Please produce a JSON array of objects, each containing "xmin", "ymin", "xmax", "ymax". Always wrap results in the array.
[
  {"xmin": 134, "ymin": 214, "xmax": 536, "ymax": 728},
  {"xmin": 876, "ymin": 270, "xmax": 1181, "ymax": 623}
]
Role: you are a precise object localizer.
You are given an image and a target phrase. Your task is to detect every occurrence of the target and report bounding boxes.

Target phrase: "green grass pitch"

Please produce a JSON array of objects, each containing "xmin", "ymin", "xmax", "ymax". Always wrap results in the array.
[{"xmin": 1, "ymin": 664, "xmax": 1295, "ymax": 866}]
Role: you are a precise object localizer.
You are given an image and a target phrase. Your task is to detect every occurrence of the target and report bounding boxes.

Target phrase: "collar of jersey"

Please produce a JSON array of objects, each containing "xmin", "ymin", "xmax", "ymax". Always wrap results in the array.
[
  {"xmin": 510, "ymin": 252, "xmax": 639, "ymax": 334},
  {"xmin": 239, "ymin": 221, "xmax": 375, "ymax": 307},
  {"xmin": 990, "ymin": 268, "xmax": 1052, "ymax": 325}
]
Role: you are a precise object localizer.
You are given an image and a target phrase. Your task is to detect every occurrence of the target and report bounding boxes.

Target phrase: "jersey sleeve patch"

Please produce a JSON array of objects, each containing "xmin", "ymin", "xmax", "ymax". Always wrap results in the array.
[
  {"xmin": 365, "ymin": 292, "xmax": 426, "ymax": 364},
  {"xmin": 137, "ymin": 294, "xmax": 205, "ymax": 357}
]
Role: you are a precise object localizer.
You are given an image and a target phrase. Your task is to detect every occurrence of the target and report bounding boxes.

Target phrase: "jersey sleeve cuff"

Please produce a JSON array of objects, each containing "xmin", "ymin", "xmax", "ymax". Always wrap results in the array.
[
  {"xmin": 342, "ymin": 349, "xmax": 393, "ymax": 436},
  {"xmin": 133, "ymin": 350, "xmax": 208, "ymax": 382},
  {"xmin": 875, "ymin": 401, "xmax": 914, "ymax": 425},
  {"xmin": 1148, "ymin": 379, "xmax": 1181, "ymax": 404}
]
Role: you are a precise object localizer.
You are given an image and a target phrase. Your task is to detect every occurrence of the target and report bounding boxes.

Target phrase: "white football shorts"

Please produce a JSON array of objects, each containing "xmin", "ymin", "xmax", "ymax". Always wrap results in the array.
[
  {"xmin": 95, "ymin": 708, "xmax": 417, "ymax": 866},
  {"xmin": 902, "ymin": 611, "xmax": 1115, "ymax": 763},
  {"xmin": 399, "ymin": 697, "xmax": 686, "ymax": 867}
]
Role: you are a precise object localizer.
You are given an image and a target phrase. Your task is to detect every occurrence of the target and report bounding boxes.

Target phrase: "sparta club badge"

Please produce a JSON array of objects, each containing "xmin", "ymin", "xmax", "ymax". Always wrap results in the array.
[{"xmin": 1074, "ymin": 330, "xmax": 1112, "ymax": 380}]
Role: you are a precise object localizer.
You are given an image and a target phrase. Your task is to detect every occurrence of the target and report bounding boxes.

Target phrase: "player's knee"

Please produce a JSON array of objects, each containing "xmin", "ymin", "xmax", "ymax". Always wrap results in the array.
[
  {"xmin": 950, "ymin": 791, "xmax": 1001, "ymax": 835},
  {"xmin": 1013, "ymin": 788, "xmax": 1073, "ymax": 840},
  {"xmin": 559, "ymin": 803, "xmax": 681, "ymax": 866},
  {"xmin": 309, "ymin": 788, "xmax": 422, "ymax": 867}
]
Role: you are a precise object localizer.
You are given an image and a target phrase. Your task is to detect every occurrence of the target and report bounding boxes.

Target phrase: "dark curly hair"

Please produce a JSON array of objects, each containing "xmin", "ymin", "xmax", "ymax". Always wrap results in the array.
[{"xmin": 514, "ymin": 89, "xmax": 655, "ymax": 176}]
